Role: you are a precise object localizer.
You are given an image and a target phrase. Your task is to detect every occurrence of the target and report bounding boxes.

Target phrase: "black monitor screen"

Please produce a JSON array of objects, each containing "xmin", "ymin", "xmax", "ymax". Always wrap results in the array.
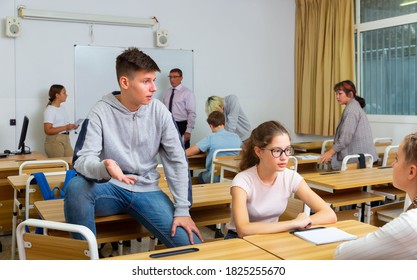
[{"xmin": 16, "ymin": 115, "xmax": 31, "ymax": 155}]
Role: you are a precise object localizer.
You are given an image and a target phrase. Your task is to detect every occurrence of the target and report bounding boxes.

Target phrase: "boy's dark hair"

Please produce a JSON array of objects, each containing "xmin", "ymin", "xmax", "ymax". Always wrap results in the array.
[
  {"xmin": 116, "ymin": 47, "xmax": 160, "ymax": 82},
  {"xmin": 207, "ymin": 111, "xmax": 225, "ymax": 127}
]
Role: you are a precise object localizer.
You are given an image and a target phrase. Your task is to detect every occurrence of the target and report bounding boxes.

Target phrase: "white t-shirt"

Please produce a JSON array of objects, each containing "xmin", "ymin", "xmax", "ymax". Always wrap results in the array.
[
  {"xmin": 226, "ymin": 166, "xmax": 303, "ymax": 231},
  {"xmin": 44, "ymin": 105, "xmax": 69, "ymax": 129},
  {"xmin": 334, "ymin": 208, "xmax": 417, "ymax": 259}
]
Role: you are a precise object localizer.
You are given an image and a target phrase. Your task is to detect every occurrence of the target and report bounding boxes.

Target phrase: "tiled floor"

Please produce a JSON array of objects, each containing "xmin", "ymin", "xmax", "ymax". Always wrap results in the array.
[{"xmin": 0, "ymin": 226, "xmax": 220, "ymax": 260}]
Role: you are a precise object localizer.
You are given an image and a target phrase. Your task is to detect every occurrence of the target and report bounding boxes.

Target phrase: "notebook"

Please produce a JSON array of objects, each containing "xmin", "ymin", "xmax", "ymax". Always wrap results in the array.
[{"xmin": 291, "ymin": 227, "xmax": 357, "ymax": 245}]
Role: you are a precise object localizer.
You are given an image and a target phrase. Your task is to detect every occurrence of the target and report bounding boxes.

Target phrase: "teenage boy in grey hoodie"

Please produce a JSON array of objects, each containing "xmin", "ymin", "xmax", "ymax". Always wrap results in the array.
[{"xmin": 64, "ymin": 47, "xmax": 203, "ymax": 247}]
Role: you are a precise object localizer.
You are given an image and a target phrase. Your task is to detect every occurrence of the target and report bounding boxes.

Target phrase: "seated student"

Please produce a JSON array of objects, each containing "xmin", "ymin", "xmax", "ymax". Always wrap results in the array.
[
  {"xmin": 334, "ymin": 132, "xmax": 417, "ymax": 260},
  {"xmin": 205, "ymin": 95, "xmax": 251, "ymax": 142},
  {"xmin": 186, "ymin": 111, "xmax": 242, "ymax": 184},
  {"xmin": 225, "ymin": 120, "xmax": 337, "ymax": 239},
  {"xmin": 64, "ymin": 47, "xmax": 203, "ymax": 248}
]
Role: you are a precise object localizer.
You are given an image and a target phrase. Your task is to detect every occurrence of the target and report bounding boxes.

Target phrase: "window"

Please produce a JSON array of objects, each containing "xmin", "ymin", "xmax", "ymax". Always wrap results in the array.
[{"xmin": 355, "ymin": 0, "xmax": 417, "ymax": 116}]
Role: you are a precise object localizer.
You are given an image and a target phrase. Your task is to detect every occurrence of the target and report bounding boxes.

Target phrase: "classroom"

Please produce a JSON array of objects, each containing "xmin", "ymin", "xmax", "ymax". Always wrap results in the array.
[{"xmin": 0, "ymin": 0, "xmax": 416, "ymax": 269}]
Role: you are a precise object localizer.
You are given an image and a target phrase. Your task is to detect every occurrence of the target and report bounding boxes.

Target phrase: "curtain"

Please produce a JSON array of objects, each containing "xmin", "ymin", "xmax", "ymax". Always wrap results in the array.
[{"xmin": 295, "ymin": 0, "xmax": 355, "ymax": 136}]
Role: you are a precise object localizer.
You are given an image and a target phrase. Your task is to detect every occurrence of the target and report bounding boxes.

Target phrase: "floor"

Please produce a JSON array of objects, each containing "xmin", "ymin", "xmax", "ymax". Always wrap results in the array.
[{"xmin": 0, "ymin": 225, "xmax": 221, "ymax": 260}]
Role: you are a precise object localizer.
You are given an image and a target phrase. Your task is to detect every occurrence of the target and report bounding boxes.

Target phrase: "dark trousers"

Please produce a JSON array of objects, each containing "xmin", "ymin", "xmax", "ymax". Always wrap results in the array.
[{"xmin": 176, "ymin": 120, "xmax": 190, "ymax": 149}]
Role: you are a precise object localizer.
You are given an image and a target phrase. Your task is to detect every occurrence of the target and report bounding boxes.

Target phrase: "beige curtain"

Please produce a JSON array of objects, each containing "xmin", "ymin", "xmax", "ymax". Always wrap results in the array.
[{"xmin": 295, "ymin": 0, "xmax": 355, "ymax": 136}]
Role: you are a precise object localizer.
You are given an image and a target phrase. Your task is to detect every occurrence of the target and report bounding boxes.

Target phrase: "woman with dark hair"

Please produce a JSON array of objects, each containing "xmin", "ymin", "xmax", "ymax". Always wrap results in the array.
[
  {"xmin": 225, "ymin": 120, "xmax": 336, "ymax": 239},
  {"xmin": 319, "ymin": 80, "xmax": 377, "ymax": 170},
  {"xmin": 43, "ymin": 84, "xmax": 78, "ymax": 157}
]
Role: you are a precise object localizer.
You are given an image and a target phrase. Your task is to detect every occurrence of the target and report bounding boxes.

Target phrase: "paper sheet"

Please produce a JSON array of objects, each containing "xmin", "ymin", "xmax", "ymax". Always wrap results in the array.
[{"xmin": 292, "ymin": 227, "xmax": 357, "ymax": 245}]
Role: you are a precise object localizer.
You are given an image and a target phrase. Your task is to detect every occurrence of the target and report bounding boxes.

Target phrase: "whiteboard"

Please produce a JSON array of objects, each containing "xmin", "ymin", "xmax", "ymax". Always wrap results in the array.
[{"xmin": 74, "ymin": 45, "xmax": 194, "ymax": 120}]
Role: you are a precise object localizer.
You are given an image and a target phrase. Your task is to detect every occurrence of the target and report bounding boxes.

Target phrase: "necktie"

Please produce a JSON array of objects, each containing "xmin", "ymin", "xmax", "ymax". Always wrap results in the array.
[{"xmin": 168, "ymin": 88, "xmax": 175, "ymax": 112}]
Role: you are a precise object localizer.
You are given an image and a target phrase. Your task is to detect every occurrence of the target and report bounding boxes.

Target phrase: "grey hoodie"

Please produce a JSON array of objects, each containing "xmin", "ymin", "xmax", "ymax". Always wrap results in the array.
[{"xmin": 73, "ymin": 92, "xmax": 191, "ymax": 217}]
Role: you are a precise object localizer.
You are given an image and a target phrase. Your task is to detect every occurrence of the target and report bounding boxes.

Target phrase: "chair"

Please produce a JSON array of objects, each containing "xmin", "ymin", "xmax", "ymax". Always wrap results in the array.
[
  {"xmin": 16, "ymin": 218, "xmax": 99, "ymax": 260},
  {"xmin": 280, "ymin": 197, "xmax": 310, "ymax": 221},
  {"xmin": 11, "ymin": 159, "xmax": 71, "ymax": 259},
  {"xmin": 210, "ymin": 148, "xmax": 242, "ymax": 183},
  {"xmin": 317, "ymin": 139, "xmax": 333, "ymax": 170},
  {"xmin": 370, "ymin": 145, "xmax": 405, "ymax": 202},
  {"xmin": 287, "ymin": 156, "xmax": 298, "ymax": 172},
  {"xmin": 341, "ymin": 153, "xmax": 374, "ymax": 171},
  {"xmin": 373, "ymin": 137, "xmax": 393, "ymax": 165},
  {"xmin": 381, "ymin": 145, "xmax": 399, "ymax": 167},
  {"xmin": 19, "ymin": 159, "xmax": 69, "ymax": 175}
]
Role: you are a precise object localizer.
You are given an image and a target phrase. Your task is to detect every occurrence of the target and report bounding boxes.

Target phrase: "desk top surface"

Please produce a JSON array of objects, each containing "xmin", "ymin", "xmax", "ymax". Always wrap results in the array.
[
  {"xmin": 0, "ymin": 155, "xmax": 72, "ymax": 172},
  {"xmin": 303, "ymin": 167, "xmax": 393, "ymax": 190},
  {"xmin": 244, "ymin": 220, "xmax": 377, "ymax": 260},
  {"xmin": 34, "ymin": 182, "xmax": 231, "ymax": 222},
  {"xmin": 292, "ymin": 141, "xmax": 323, "ymax": 151},
  {"xmin": 8, "ymin": 173, "xmax": 66, "ymax": 190},
  {"xmin": 105, "ymin": 238, "xmax": 280, "ymax": 260}
]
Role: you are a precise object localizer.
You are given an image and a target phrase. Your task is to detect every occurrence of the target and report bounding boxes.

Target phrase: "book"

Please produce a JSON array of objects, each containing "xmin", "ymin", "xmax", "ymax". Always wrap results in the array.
[{"xmin": 291, "ymin": 227, "xmax": 357, "ymax": 245}]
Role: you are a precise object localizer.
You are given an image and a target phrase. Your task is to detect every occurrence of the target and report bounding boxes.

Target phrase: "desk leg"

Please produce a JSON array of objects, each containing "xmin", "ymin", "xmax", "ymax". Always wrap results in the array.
[
  {"xmin": 364, "ymin": 202, "xmax": 371, "ymax": 224},
  {"xmin": 11, "ymin": 189, "xmax": 19, "ymax": 260}
]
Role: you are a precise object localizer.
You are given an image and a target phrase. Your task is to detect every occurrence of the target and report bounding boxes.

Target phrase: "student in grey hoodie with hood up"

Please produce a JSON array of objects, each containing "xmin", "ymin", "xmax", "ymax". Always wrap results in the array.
[{"xmin": 64, "ymin": 47, "xmax": 203, "ymax": 247}]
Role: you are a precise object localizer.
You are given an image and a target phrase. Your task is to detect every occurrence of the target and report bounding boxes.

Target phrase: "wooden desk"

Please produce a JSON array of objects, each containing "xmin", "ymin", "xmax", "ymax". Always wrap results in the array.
[
  {"xmin": 303, "ymin": 168, "xmax": 390, "ymax": 223},
  {"xmin": 303, "ymin": 167, "xmax": 393, "ymax": 193},
  {"xmin": 33, "ymin": 182, "xmax": 232, "ymax": 224},
  {"xmin": 212, "ymin": 153, "xmax": 322, "ymax": 181},
  {"xmin": 0, "ymin": 152, "xmax": 48, "ymax": 233},
  {"xmin": 105, "ymin": 238, "xmax": 280, "ymax": 260},
  {"xmin": 292, "ymin": 141, "xmax": 323, "ymax": 153},
  {"xmin": 188, "ymin": 153, "xmax": 206, "ymax": 171},
  {"xmin": 244, "ymin": 220, "xmax": 377, "ymax": 260}
]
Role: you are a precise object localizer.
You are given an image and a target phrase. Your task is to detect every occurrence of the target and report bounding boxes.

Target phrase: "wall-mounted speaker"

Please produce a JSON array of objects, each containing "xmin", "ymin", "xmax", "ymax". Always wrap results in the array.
[
  {"xmin": 6, "ymin": 17, "xmax": 21, "ymax": 38},
  {"xmin": 156, "ymin": 29, "xmax": 168, "ymax": 47}
]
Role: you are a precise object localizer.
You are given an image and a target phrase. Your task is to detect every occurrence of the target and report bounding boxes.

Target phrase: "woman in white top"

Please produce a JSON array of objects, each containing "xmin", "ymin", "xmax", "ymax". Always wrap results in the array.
[
  {"xmin": 334, "ymin": 132, "xmax": 417, "ymax": 259},
  {"xmin": 43, "ymin": 84, "xmax": 77, "ymax": 157},
  {"xmin": 225, "ymin": 120, "xmax": 336, "ymax": 239}
]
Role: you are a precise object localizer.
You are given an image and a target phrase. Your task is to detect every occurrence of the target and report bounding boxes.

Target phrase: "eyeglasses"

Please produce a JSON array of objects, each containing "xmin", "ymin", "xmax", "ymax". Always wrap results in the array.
[
  {"xmin": 168, "ymin": 75, "xmax": 181, "ymax": 79},
  {"xmin": 261, "ymin": 146, "xmax": 294, "ymax": 158}
]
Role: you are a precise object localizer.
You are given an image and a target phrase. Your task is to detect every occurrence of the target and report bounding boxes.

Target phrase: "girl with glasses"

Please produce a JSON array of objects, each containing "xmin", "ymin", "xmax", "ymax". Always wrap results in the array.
[{"xmin": 225, "ymin": 121, "xmax": 336, "ymax": 239}]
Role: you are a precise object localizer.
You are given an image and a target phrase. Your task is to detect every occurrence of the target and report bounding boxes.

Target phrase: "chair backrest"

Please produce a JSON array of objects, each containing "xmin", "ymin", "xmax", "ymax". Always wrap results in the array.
[
  {"xmin": 382, "ymin": 145, "xmax": 399, "ymax": 167},
  {"xmin": 321, "ymin": 139, "xmax": 334, "ymax": 154},
  {"xmin": 373, "ymin": 137, "xmax": 393, "ymax": 146},
  {"xmin": 210, "ymin": 148, "xmax": 242, "ymax": 183},
  {"xmin": 25, "ymin": 171, "xmax": 72, "ymax": 220},
  {"xmin": 19, "ymin": 159, "xmax": 69, "ymax": 175},
  {"xmin": 341, "ymin": 153, "xmax": 374, "ymax": 171},
  {"xmin": 287, "ymin": 156, "xmax": 298, "ymax": 172},
  {"xmin": 17, "ymin": 218, "xmax": 98, "ymax": 260},
  {"xmin": 280, "ymin": 197, "xmax": 310, "ymax": 221}
]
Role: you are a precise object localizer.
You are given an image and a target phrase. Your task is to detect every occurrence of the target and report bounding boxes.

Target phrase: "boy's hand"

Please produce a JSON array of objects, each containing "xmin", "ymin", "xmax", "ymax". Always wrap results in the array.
[
  {"xmin": 104, "ymin": 159, "xmax": 137, "ymax": 184},
  {"xmin": 171, "ymin": 216, "xmax": 204, "ymax": 244}
]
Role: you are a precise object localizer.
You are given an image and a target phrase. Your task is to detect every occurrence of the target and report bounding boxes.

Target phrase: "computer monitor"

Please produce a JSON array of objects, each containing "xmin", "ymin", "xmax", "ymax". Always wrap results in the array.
[{"xmin": 16, "ymin": 115, "xmax": 31, "ymax": 155}]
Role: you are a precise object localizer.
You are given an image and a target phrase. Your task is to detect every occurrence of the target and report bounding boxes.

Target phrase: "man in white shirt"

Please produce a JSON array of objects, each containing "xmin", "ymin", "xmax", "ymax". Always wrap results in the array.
[{"xmin": 162, "ymin": 68, "xmax": 196, "ymax": 149}]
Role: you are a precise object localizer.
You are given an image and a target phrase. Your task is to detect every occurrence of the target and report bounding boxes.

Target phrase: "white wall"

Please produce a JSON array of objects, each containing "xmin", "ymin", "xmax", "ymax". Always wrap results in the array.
[
  {"xmin": 0, "ymin": 0, "xmax": 299, "ymax": 153},
  {"xmin": 0, "ymin": 0, "xmax": 414, "ymax": 154}
]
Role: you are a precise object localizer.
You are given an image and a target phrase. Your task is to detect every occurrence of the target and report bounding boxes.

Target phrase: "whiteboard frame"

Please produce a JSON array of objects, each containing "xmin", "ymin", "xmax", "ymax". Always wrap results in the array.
[{"xmin": 74, "ymin": 45, "xmax": 194, "ymax": 120}]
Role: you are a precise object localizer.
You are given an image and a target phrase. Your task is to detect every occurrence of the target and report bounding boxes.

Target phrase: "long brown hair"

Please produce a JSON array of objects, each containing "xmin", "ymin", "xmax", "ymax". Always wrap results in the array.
[{"xmin": 239, "ymin": 120, "xmax": 290, "ymax": 171}]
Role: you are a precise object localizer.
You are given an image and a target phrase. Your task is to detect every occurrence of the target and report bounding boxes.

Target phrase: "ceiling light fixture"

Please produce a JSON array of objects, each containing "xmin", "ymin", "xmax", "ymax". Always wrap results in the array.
[{"xmin": 18, "ymin": 7, "xmax": 156, "ymax": 28}]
